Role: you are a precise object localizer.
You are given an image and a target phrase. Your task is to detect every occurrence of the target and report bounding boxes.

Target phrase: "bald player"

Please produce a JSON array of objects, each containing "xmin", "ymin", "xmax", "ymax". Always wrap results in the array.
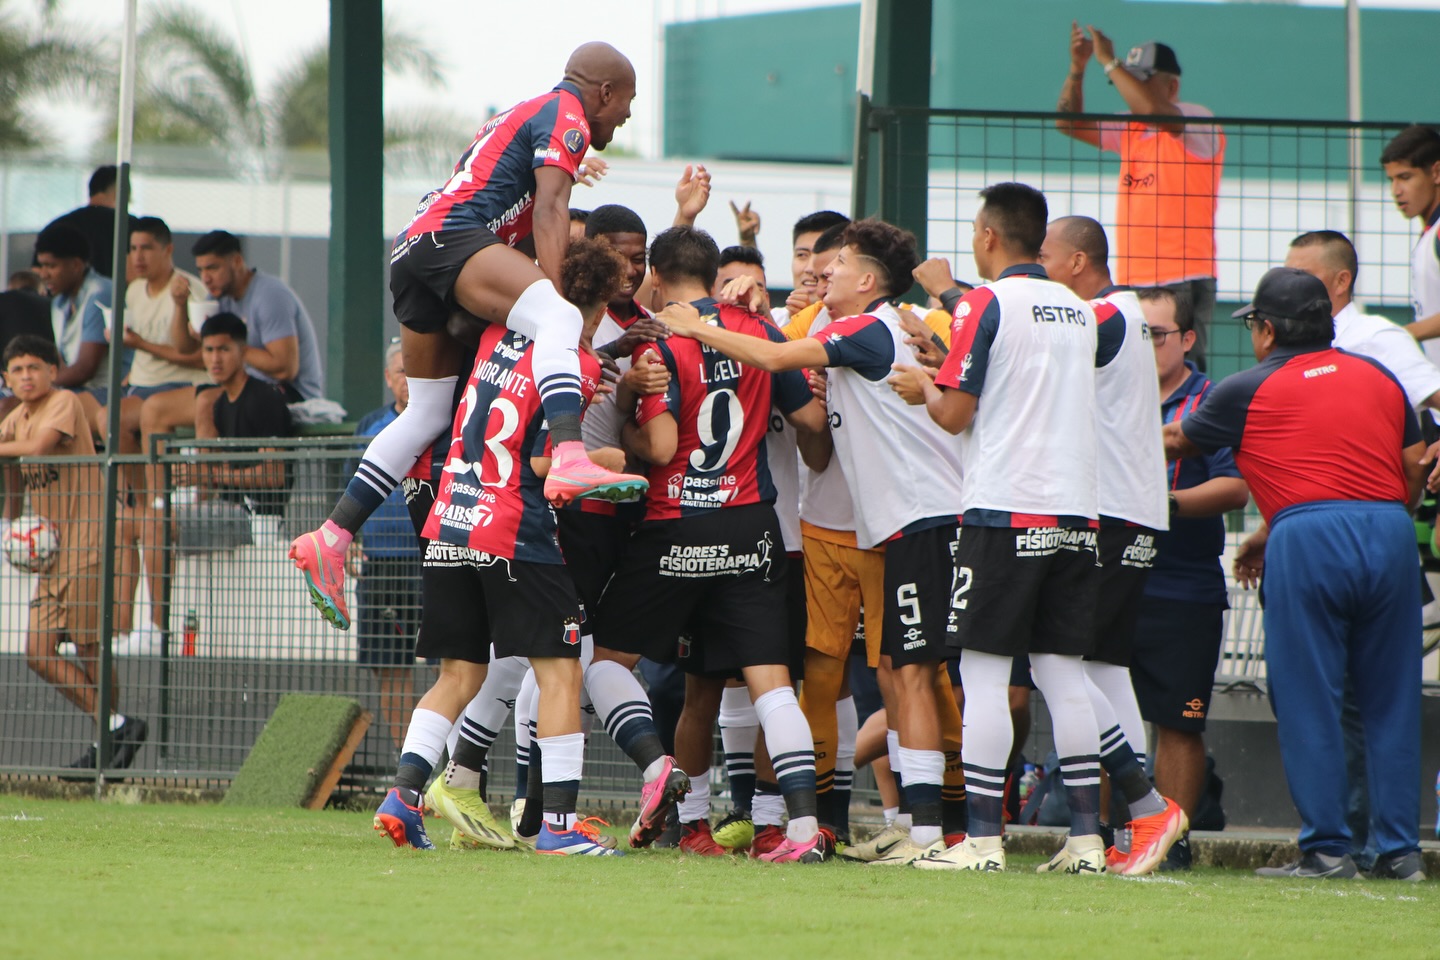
[
  {"xmin": 290, "ymin": 43, "xmax": 648, "ymax": 631},
  {"xmin": 1040, "ymin": 215, "xmax": 1186, "ymax": 875}
]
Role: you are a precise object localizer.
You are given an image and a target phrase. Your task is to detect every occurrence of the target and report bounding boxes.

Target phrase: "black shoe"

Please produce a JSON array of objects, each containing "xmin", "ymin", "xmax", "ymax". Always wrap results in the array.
[
  {"xmin": 1368, "ymin": 850, "xmax": 1427, "ymax": 883},
  {"xmin": 1160, "ymin": 833, "xmax": 1193, "ymax": 872},
  {"xmin": 1256, "ymin": 850, "xmax": 1357, "ymax": 879},
  {"xmin": 653, "ymin": 808, "xmax": 682, "ymax": 848},
  {"xmin": 109, "ymin": 717, "xmax": 148, "ymax": 769},
  {"xmin": 59, "ymin": 743, "xmax": 99, "ymax": 781}
]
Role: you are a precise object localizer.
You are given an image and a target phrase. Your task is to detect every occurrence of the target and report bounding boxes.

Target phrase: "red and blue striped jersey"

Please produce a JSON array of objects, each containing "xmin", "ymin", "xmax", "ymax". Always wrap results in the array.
[
  {"xmin": 398, "ymin": 82, "xmax": 589, "ymax": 247},
  {"xmin": 422, "ymin": 324, "xmax": 600, "ymax": 562},
  {"xmin": 635, "ymin": 300, "xmax": 812, "ymax": 522}
]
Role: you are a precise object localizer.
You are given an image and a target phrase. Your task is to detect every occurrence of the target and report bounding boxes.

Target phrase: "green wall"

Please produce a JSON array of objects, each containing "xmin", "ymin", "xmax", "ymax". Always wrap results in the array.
[{"xmin": 665, "ymin": 1, "xmax": 1440, "ymax": 164}]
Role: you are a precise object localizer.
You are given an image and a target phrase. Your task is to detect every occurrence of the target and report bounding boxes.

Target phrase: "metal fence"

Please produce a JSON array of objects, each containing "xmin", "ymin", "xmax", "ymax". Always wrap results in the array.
[
  {"xmin": 0, "ymin": 438, "xmax": 653, "ymax": 805},
  {"xmin": 859, "ymin": 107, "xmax": 1427, "ymax": 382}
]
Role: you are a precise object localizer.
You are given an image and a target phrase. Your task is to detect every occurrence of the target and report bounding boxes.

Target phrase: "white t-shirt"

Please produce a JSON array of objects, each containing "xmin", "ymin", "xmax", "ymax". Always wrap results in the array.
[
  {"xmin": 125, "ymin": 268, "xmax": 209, "ymax": 387},
  {"xmin": 1333, "ymin": 300, "xmax": 1440, "ymax": 409},
  {"xmin": 582, "ymin": 302, "xmax": 651, "ymax": 455},
  {"xmin": 1093, "ymin": 288, "xmax": 1168, "ymax": 529},
  {"xmin": 799, "ymin": 305, "xmax": 860, "ymax": 534}
]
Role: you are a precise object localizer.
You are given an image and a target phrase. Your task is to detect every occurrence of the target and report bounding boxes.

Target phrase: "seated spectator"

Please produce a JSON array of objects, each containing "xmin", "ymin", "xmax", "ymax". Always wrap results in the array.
[
  {"xmin": 38, "ymin": 164, "xmax": 140, "ymax": 281},
  {"xmin": 348, "ymin": 340, "xmax": 421, "ymax": 749},
  {"xmin": 117, "ymin": 217, "xmax": 209, "ymax": 482},
  {"xmin": 32, "ymin": 224, "xmax": 121, "ymax": 440},
  {"xmin": 189, "ymin": 230, "xmax": 324, "ymax": 403},
  {"xmin": 182, "ymin": 312, "xmax": 294, "ymax": 517}
]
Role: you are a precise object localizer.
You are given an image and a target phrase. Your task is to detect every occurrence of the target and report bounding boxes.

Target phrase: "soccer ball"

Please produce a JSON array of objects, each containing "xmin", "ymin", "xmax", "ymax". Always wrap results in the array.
[{"xmin": 3, "ymin": 514, "xmax": 60, "ymax": 573}]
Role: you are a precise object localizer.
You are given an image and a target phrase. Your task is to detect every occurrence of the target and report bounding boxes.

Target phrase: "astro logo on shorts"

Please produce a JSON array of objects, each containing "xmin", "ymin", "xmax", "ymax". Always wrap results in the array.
[
  {"xmin": 561, "ymin": 617, "xmax": 581, "ymax": 646},
  {"xmin": 563, "ymin": 128, "xmax": 585, "ymax": 154}
]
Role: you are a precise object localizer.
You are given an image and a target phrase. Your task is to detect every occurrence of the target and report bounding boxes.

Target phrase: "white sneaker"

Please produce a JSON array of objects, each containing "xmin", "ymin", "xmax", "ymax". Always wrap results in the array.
[
  {"xmin": 912, "ymin": 835, "xmax": 1006, "ymax": 872},
  {"xmin": 867, "ymin": 836, "xmax": 945, "ymax": 866},
  {"xmin": 837, "ymin": 823, "xmax": 909, "ymax": 862},
  {"xmin": 1037, "ymin": 834, "xmax": 1107, "ymax": 875}
]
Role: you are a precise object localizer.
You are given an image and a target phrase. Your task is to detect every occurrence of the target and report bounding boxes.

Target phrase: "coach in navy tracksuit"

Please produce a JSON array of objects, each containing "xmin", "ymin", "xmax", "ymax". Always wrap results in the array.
[{"xmin": 1164, "ymin": 267, "xmax": 1426, "ymax": 881}]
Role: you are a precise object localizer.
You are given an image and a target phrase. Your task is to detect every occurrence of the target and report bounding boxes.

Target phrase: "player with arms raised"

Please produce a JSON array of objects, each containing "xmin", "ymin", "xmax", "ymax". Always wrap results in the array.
[{"xmin": 290, "ymin": 43, "xmax": 647, "ymax": 630}]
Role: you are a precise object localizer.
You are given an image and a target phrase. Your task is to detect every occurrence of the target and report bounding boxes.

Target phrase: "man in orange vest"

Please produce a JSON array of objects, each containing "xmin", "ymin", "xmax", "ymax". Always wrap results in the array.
[{"xmin": 1056, "ymin": 24, "xmax": 1225, "ymax": 369}]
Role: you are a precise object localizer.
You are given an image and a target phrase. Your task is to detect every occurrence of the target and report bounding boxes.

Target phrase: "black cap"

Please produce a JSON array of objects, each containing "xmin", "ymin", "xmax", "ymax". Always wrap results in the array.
[
  {"xmin": 1231, "ymin": 268, "xmax": 1333, "ymax": 325},
  {"xmin": 1124, "ymin": 41, "xmax": 1181, "ymax": 79}
]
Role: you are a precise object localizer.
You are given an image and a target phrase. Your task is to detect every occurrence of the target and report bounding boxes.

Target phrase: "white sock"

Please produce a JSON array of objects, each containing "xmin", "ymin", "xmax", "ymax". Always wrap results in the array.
[
  {"xmin": 1031, "ymin": 654, "xmax": 1100, "ymax": 768},
  {"xmin": 400, "ymin": 707, "xmax": 453, "ymax": 770},
  {"xmin": 108, "ymin": 713, "xmax": 126, "ymax": 732},
  {"xmin": 885, "ymin": 729, "xmax": 903, "ymax": 780},
  {"xmin": 505, "ymin": 278, "xmax": 585, "ymax": 425},
  {"xmin": 677, "ymin": 776, "xmax": 712, "ymax": 823},
  {"xmin": 753, "ymin": 791, "xmax": 786, "ymax": 827},
  {"xmin": 834, "ymin": 695, "xmax": 858, "ymax": 787},
  {"xmin": 351, "ymin": 376, "xmax": 457, "ymax": 492},
  {"xmin": 786, "ymin": 814, "xmax": 818, "ymax": 844},
  {"xmin": 1084, "ymin": 660, "xmax": 1148, "ymax": 757},
  {"xmin": 958, "ymin": 649, "xmax": 1015, "ymax": 801},
  {"xmin": 538, "ymin": 732, "xmax": 585, "ymax": 783},
  {"xmin": 883, "ymin": 806, "xmax": 900, "ymax": 826},
  {"xmin": 753, "ymin": 686, "xmax": 816, "ymax": 807}
]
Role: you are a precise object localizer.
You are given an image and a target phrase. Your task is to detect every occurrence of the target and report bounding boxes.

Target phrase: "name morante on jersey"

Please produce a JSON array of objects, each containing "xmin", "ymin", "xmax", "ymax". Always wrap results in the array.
[{"xmin": 422, "ymin": 324, "xmax": 600, "ymax": 562}]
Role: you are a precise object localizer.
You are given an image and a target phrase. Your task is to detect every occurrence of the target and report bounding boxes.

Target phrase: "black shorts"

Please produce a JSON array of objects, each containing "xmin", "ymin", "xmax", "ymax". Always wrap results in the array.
[
  {"xmin": 417, "ymin": 541, "xmax": 582, "ymax": 663},
  {"xmin": 356, "ymin": 555, "xmax": 422, "ymax": 667},
  {"xmin": 556, "ymin": 508, "xmax": 637, "ymax": 620},
  {"xmin": 1129, "ymin": 596, "xmax": 1225, "ymax": 733},
  {"xmin": 590, "ymin": 502, "xmax": 788, "ymax": 672},
  {"xmin": 946, "ymin": 525, "xmax": 1100, "ymax": 658},
  {"xmin": 882, "ymin": 522, "xmax": 960, "ymax": 668},
  {"xmin": 1089, "ymin": 525, "xmax": 1159, "ymax": 666},
  {"xmin": 390, "ymin": 227, "xmax": 506, "ymax": 334}
]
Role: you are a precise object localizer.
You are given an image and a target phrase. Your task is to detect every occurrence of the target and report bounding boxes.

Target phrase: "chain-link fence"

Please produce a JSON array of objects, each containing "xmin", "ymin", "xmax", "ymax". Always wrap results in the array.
[
  {"xmin": 0, "ymin": 437, "xmax": 656, "ymax": 806},
  {"xmin": 863, "ymin": 107, "xmax": 1424, "ymax": 382}
]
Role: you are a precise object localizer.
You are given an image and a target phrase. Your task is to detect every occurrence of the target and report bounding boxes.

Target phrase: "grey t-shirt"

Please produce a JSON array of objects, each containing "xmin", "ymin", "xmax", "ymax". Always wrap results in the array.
[{"xmin": 218, "ymin": 269, "xmax": 324, "ymax": 400}]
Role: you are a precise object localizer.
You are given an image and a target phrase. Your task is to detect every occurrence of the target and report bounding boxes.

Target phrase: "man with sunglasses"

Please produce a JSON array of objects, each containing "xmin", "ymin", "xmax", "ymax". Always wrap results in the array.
[{"xmin": 1165, "ymin": 268, "xmax": 1427, "ymax": 882}]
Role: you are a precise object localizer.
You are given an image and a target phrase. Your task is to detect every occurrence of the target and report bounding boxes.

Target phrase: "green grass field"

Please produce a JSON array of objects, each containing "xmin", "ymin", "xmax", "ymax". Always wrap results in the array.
[{"xmin": 1, "ymin": 796, "xmax": 1434, "ymax": 960}]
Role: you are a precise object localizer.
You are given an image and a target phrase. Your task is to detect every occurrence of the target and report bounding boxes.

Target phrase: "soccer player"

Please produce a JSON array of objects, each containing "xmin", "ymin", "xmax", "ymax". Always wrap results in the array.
[
  {"xmin": 890, "ymin": 183, "xmax": 1108, "ymax": 874},
  {"xmin": 1039, "ymin": 215, "xmax": 1188, "ymax": 875},
  {"xmin": 1378, "ymin": 125, "xmax": 1440, "ymax": 357},
  {"xmin": 372, "ymin": 239, "xmax": 629, "ymax": 856},
  {"xmin": 585, "ymin": 226, "xmax": 832, "ymax": 862},
  {"xmin": 0, "ymin": 335, "xmax": 147, "ymax": 773},
  {"xmin": 658, "ymin": 218, "xmax": 966, "ymax": 865},
  {"xmin": 773, "ymin": 211, "xmax": 851, "ymax": 323},
  {"xmin": 290, "ymin": 42, "xmax": 648, "ymax": 631}
]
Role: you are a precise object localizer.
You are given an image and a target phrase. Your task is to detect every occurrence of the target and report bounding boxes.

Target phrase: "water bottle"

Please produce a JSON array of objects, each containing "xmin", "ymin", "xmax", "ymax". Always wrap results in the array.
[
  {"xmin": 1019, "ymin": 763, "xmax": 1040, "ymax": 802},
  {"xmin": 182, "ymin": 609, "xmax": 199, "ymax": 658}
]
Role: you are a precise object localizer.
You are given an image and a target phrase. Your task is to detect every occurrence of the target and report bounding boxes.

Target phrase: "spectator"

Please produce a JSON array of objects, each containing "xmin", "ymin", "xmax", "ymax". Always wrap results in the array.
[
  {"xmin": 0, "ymin": 334, "xmax": 147, "ymax": 772},
  {"xmin": 189, "ymin": 230, "xmax": 324, "ymax": 402},
  {"xmin": 188, "ymin": 312, "xmax": 294, "ymax": 517},
  {"xmin": 1129, "ymin": 285, "xmax": 1248, "ymax": 870},
  {"xmin": 729, "ymin": 200, "xmax": 761, "ymax": 249},
  {"xmin": 1165, "ymin": 267, "xmax": 1426, "ymax": 882},
  {"xmin": 1057, "ymin": 26, "xmax": 1224, "ymax": 368},
  {"xmin": 32, "ymin": 224, "xmax": 118, "ymax": 439},
  {"xmin": 1285, "ymin": 229, "xmax": 1440, "ymax": 410},
  {"xmin": 1377, "ymin": 125, "xmax": 1440, "ymax": 359},
  {"xmin": 118, "ymin": 217, "xmax": 210, "ymax": 480},
  {"xmin": 8, "ymin": 270, "xmax": 43, "ymax": 293},
  {"xmin": 348, "ymin": 341, "xmax": 421, "ymax": 750},
  {"xmin": 38, "ymin": 164, "xmax": 141, "ymax": 281}
]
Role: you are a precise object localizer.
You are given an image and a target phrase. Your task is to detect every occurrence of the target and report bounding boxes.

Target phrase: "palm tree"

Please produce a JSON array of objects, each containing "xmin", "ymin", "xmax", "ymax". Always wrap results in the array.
[
  {"xmin": 0, "ymin": 0, "xmax": 109, "ymax": 151},
  {"xmin": 130, "ymin": 3, "xmax": 462, "ymax": 177}
]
